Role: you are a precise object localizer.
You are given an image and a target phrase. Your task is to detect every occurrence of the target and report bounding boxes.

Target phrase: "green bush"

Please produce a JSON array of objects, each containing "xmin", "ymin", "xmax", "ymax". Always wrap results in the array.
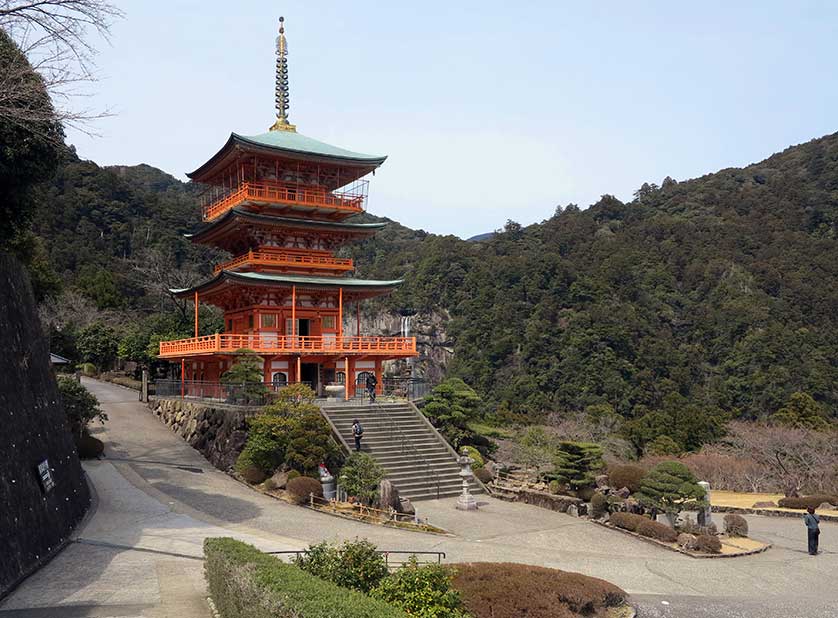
[
  {"xmin": 340, "ymin": 452, "xmax": 385, "ymax": 505},
  {"xmin": 286, "ymin": 476, "xmax": 323, "ymax": 504},
  {"xmin": 287, "ymin": 470, "xmax": 301, "ymax": 481},
  {"xmin": 371, "ymin": 557, "xmax": 468, "ymax": 618},
  {"xmin": 548, "ymin": 480, "xmax": 561, "ymax": 494},
  {"xmin": 608, "ymin": 464, "xmax": 646, "ymax": 493},
  {"xmin": 635, "ymin": 518, "xmax": 679, "ymax": 543},
  {"xmin": 695, "ymin": 534, "xmax": 722, "ymax": 554},
  {"xmin": 239, "ymin": 463, "xmax": 267, "ymax": 485},
  {"xmin": 57, "ymin": 376, "xmax": 107, "ymax": 439},
  {"xmin": 636, "ymin": 461, "xmax": 706, "ymax": 517},
  {"xmin": 284, "ymin": 412, "xmax": 344, "ymax": 475},
  {"xmin": 722, "ymin": 513, "xmax": 749, "ymax": 537},
  {"xmin": 204, "ymin": 538, "xmax": 406, "ymax": 618},
  {"xmin": 294, "ymin": 539, "xmax": 389, "ymax": 594},
  {"xmin": 777, "ymin": 495, "xmax": 838, "ymax": 510},
  {"xmin": 590, "ymin": 492, "xmax": 608, "ymax": 519},
  {"xmin": 460, "ymin": 445, "xmax": 484, "ymax": 468},
  {"xmin": 79, "ymin": 363, "xmax": 97, "ymax": 376}
]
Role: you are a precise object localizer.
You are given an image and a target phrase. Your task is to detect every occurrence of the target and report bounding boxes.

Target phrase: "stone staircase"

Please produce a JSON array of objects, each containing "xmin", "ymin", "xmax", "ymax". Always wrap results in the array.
[{"xmin": 321, "ymin": 401, "xmax": 483, "ymax": 501}]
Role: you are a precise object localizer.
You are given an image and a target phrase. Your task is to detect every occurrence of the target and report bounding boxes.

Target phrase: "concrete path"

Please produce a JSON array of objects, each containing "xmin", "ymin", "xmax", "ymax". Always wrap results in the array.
[{"xmin": 3, "ymin": 378, "xmax": 836, "ymax": 618}]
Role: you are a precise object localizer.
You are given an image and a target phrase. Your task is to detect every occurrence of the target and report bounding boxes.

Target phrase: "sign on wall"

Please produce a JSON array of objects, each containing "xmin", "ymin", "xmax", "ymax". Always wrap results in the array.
[{"xmin": 37, "ymin": 459, "xmax": 55, "ymax": 493}]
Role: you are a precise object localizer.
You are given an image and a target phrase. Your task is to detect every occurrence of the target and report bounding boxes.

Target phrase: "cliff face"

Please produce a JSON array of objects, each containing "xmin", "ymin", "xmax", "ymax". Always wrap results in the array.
[
  {"xmin": 347, "ymin": 308, "xmax": 453, "ymax": 383},
  {"xmin": 0, "ymin": 253, "xmax": 90, "ymax": 598}
]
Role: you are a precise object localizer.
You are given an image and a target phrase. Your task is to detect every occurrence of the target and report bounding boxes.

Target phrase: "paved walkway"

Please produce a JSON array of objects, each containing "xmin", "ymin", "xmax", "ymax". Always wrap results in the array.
[{"xmin": 2, "ymin": 379, "xmax": 836, "ymax": 617}]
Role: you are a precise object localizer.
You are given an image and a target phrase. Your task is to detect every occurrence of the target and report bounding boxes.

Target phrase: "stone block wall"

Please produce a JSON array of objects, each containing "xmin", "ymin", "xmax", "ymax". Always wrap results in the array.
[
  {"xmin": 0, "ymin": 254, "xmax": 90, "ymax": 598},
  {"xmin": 147, "ymin": 398, "xmax": 257, "ymax": 471}
]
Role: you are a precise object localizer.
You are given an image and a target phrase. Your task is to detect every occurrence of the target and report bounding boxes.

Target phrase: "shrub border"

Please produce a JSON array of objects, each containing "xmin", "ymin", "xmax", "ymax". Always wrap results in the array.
[
  {"xmin": 712, "ymin": 505, "xmax": 838, "ymax": 523},
  {"xmin": 591, "ymin": 520, "xmax": 771, "ymax": 559}
]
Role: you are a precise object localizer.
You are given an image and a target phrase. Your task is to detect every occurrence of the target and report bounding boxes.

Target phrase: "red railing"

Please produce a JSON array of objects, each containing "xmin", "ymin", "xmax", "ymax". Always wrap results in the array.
[
  {"xmin": 214, "ymin": 249, "xmax": 353, "ymax": 274},
  {"xmin": 202, "ymin": 180, "xmax": 367, "ymax": 221},
  {"xmin": 159, "ymin": 334, "xmax": 417, "ymax": 358}
]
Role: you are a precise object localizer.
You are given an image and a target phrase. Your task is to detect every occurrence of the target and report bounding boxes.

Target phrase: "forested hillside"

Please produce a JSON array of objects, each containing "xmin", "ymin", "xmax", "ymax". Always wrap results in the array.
[{"xmin": 24, "ymin": 133, "xmax": 838, "ymax": 454}]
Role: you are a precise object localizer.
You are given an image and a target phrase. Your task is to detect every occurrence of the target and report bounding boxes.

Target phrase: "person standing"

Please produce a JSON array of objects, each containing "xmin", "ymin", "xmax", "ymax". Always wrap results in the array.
[
  {"xmin": 365, "ymin": 373, "xmax": 378, "ymax": 403},
  {"xmin": 351, "ymin": 419, "xmax": 364, "ymax": 452},
  {"xmin": 804, "ymin": 506, "xmax": 820, "ymax": 555}
]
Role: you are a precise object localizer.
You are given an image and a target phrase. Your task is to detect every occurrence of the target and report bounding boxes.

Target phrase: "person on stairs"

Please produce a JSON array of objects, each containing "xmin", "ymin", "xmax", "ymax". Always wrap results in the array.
[
  {"xmin": 366, "ymin": 373, "xmax": 378, "ymax": 403},
  {"xmin": 352, "ymin": 418, "xmax": 364, "ymax": 452}
]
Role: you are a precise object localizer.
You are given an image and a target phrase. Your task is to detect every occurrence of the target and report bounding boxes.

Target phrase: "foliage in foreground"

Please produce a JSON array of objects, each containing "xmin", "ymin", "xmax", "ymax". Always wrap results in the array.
[
  {"xmin": 371, "ymin": 557, "xmax": 468, "ymax": 618},
  {"xmin": 204, "ymin": 537, "xmax": 406, "ymax": 618},
  {"xmin": 451, "ymin": 562, "xmax": 626, "ymax": 618},
  {"xmin": 293, "ymin": 539, "xmax": 389, "ymax": 593}
]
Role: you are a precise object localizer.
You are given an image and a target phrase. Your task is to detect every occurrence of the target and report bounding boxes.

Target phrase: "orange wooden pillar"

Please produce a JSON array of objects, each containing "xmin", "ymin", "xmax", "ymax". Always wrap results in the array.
[
  {"xmin": 338, "ymin": 287, "xmax": 343, "ymax": 340},
  {"xmin": 374, "ymin": 358, "xmax": 382, "ymax": 395},
  {"xmin": 194, "ymin": 292, "xmax": 199, "ymax": 338},
  {"xmin": 296, "ymin": 356, "xmax": 302, "ymax": 386},
  {"xmin": 180, "ymin": 358, "xmax": 185, "ymax": 400}
]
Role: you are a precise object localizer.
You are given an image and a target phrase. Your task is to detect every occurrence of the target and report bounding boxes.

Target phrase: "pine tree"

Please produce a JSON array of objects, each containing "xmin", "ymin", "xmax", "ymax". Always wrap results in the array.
[
  {"xmin": 553, "ymin": 441, "xmax": 604, "ymax": 491},
  {"xmin": 636, "ymin": 461, "xmax": 706, "ymax": 519}
]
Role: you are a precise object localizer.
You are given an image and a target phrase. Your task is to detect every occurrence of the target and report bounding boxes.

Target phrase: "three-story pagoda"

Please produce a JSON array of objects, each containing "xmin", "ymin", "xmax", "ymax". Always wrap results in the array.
[{"xmin": 159, "ymin": 17, "xmax": 416, "ymax": 397}]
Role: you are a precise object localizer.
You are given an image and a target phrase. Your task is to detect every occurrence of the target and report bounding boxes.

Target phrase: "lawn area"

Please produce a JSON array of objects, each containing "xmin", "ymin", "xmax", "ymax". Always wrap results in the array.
[{"xmin": 712, "ymin": 491, "xmax": 838, "ymax": 517}]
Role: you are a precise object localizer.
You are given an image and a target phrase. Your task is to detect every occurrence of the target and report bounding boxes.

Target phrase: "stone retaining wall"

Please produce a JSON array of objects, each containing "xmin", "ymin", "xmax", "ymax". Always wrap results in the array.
[
  {"xmin": 490, "ymin": 484, "xmax": 583, "ymax": 513},
  {"xmin": 147, "ymin": 397, "xmax": 258, "ymax": 471}
]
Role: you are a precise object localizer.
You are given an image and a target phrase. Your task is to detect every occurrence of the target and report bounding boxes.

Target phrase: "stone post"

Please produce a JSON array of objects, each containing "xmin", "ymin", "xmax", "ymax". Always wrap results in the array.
[
  {"xmin": 141, "ymin": 369, "xmax": 149, "ymax": 403},
  {"xmin": 697, "ymin": 481, "xmax": 712, "ymax": 527},
  {"xmin": 456, "ymin": 451, "xmax": 478, "ymax": 511}
]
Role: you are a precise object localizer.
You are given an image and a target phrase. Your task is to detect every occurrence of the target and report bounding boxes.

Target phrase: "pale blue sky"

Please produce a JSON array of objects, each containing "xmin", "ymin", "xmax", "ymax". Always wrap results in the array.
[{"xmin": 67, "ymin": 1, "xmax": 838, "ymax": 238}]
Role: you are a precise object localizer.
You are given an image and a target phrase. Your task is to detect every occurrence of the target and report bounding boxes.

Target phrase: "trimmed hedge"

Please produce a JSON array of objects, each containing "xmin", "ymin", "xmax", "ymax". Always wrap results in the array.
[
  {"xmin": 635, "ymin": 519, "xmax": 679, "ymax": 543},
  {"xmin": 610, "ymin": 512, "xmax": 677, "ymax": 542},
  {"xmin": 608, "ymin": 464, "xmax": 645, "ymax": 494},
  {"xmin": 451, "ymin": 562, "xmax": 626, "ymax": 618},
  {"xmin": 777, "ymin": 495, "xmax": 838, "ymax": 510},
  {"xmin": 204, "ymin": 538, "xmax": 408, "ymax": 618}
]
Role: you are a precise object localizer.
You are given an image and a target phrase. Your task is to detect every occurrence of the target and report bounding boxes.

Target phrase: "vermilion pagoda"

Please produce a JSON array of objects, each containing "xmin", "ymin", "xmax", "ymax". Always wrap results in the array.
[{"xmin": 159, "ymin": 17, "xmax": 416, "ymax": 396}]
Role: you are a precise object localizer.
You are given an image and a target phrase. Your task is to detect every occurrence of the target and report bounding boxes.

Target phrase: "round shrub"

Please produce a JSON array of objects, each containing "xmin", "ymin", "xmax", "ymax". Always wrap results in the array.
[
  {"xmin": 590, "ymin": 492, "xmax": 608, "ymax": 519},
  {"xmin": 777, "ymin": 495, "xmax": 838, "ymax": 510},
  {"xmin": 287, "ymin": 469, "xmax": 301, "ymax": 481},
  {"xmin": 286, "ymin": 476, "xmax": 323, "ymax": 504},
  {"xmin": 239, "ymin": 464, "xmax": 267, "ymax": 485},
  {"xmin": 548, "ymin": 480, "xmax": 561, "ymax": 494},
  {"xmin": 294, "ymin": 539, "xmax": 388, "ymax": 593},
  {"xmin": 635, "ymin": 519, "xmax": 679, "ymax": 543},
  {"xmin": 371, "ymin": 557, "xmax": 467, "ymax": 618},
  {"xmin": 79, "ymin": 362, "xmax": 98, "ymax": 377},
  {"xmin": 76, "ymin": 435, "xmax": 104, "ymax": 459},
  {"xmin": 474, "ymin": 467, "xmax": 493, "ymax": 484},
  {"xmin": 451, "ymin": 562, "xmax": 627, "ymax": 618},
  {"xmin": 695, "ymin": 534, "xmax": 722, "ymax": 554},
  {"xmin": 608, "ymin": 464, "xmax": 646, "ymax": 494},
  {"xmin": 723, "ymin": 513, "xmax": 749, "ymax": 537},
  {"xmin": 461, "ymin": 446, "xmax": 484, "ymax": 468}
]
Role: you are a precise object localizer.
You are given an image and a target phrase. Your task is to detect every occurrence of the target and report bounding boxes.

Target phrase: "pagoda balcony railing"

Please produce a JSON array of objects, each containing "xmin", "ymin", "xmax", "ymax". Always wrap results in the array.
[
  {"xmin": 202, "ymin": 180, "xmax": 367, "ymax": 222},
  {"xmin": 213, "ymin": 249, "xmax": 354, "ymax": 274},
  {"xmin": 159, "ymin": 333, "xmax": 417, "ymax": 358}
]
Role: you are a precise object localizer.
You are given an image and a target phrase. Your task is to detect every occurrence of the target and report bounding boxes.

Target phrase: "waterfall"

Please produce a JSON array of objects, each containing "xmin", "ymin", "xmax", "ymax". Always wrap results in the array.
[{"xmin": 401, "ymin": 315, "xmax": 412, "ymax": 337}]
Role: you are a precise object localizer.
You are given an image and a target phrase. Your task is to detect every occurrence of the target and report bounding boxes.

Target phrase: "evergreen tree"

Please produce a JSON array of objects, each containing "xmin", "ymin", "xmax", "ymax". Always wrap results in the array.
[
  {"xmin": 552, "ymin": 441, "xmax": 604, "ymax": 491},
  {"xmin": 636, "ymin": 461, "xmax": 706, "ymax": 520}
]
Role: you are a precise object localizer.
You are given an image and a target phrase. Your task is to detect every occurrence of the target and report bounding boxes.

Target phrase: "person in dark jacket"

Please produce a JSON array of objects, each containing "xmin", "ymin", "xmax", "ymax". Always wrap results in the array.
[
  {"xmin": 804, "ymin": 506, "xmax": 820, "ymax": 555},
  {"xmin": 365, "ymin": 373, "xmax": 378, "ymax": 403},
  {"xmin": 351, "ymin": 419, "xmax": 363, "ymax": 452}
]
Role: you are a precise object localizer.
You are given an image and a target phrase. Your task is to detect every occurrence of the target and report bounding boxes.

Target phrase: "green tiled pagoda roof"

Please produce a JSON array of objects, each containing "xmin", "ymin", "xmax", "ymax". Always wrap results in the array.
[
  {"xmin": 171, "ymin": 271, "xmax": 403, "ymax": 297},
  {"xmin": 234, "ymin": 131, "xmax": 386, "ymax": 163}
]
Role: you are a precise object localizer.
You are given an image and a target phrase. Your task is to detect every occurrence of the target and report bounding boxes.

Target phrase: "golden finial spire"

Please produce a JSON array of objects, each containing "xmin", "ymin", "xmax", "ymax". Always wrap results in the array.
[{"xmin": 270, "ymin": 16, "xmax": 296, "ymax": 132}]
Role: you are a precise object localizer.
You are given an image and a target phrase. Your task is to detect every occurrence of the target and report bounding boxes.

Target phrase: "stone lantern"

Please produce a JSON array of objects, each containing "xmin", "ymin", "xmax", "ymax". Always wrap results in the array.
[{"xmin": 456, "ymin": 451, "xmax": 478, "ymax": 511}]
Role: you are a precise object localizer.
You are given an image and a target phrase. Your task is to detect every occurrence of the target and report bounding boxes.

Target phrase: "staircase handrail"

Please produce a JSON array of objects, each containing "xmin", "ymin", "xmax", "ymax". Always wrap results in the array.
[
  {"xmin": 373, "ymin": 400, "xmax": 442, "ymax": 500},
  {"xmin": 405, "ymin": 400, "xmax": 490, "ymax": 495}
]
